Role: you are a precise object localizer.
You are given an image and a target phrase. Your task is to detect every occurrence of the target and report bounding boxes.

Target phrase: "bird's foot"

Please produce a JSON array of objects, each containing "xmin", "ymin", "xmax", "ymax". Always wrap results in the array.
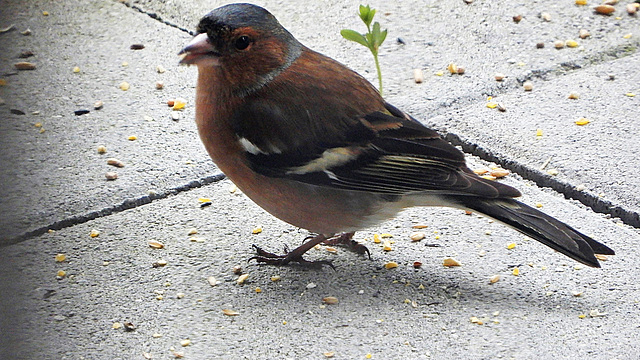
[
  {"xmin": 322, "ymin": 232, "xmax": 371, "ymax": 259},
  {"xmin": 249, "ymin": 234, "xmax": 334, "ymax": 268}
]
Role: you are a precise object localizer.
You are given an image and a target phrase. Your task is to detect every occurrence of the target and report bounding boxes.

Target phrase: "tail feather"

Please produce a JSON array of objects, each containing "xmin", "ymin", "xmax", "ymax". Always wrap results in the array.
[{"xmin": 448, "ymin": 196, "xmax": 615, "ymax": 268}]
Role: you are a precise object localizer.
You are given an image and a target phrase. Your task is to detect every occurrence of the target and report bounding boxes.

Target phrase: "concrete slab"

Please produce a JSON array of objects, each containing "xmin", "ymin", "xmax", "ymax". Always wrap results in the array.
[
  {"xmin": 1, "ymin": 0, "xmax": 639, "ymax": 359},
  {"xmin": 0, "ymin": 0, "xmax": 207, "ymax": 240},
  {"xmin": 1, "ymin": 170, "xmax": 637, "ymax": 359}
]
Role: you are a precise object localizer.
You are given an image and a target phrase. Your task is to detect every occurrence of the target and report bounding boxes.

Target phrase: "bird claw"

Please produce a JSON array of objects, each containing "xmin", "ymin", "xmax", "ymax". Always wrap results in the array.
[
  {"xmin": 249, "ymin": 244, "xmax": 335, "ymax": 269},
  {"xmin": 322, "ymin": 232, "xmax": 372, "ymax": 259}
]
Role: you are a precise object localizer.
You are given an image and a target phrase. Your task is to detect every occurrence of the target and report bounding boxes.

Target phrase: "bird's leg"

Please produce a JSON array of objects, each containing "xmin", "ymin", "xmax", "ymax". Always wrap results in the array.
[
  {"xmin": 250, "ymin": 234, "xmax": 334, "ymax": 268},
  {"xmin": 322, "ymin": 232, "xmax": 371, "ymax": 259}
]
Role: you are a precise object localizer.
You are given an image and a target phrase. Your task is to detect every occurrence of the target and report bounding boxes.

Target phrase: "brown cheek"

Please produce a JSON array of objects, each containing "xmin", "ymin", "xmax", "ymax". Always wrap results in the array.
[{"xmin": 224, "ymin": 39, "xmax": 288, "ymax": 89}]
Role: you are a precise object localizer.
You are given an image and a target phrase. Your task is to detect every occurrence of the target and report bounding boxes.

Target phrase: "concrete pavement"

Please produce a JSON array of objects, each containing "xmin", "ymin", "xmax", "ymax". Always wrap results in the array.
[{"xmin": 1, "ymin": 0, "xmax": 639, "ymax": 358}]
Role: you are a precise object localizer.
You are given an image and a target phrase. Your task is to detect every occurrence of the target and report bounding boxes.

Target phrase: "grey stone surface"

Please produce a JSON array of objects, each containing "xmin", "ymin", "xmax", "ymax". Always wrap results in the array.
[{"xmin": 1, "ymin": 0, "xmax": 639, "ymax": 359}]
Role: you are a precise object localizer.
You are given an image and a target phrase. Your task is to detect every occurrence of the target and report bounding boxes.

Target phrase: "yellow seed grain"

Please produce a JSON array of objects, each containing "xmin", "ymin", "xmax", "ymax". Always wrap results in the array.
[
  {"xmin": 57, "ymin": 270, "xmax": 66, "ymax": 277},
  {"xmin": 222, "ymin": 309, "xmax": 239, "ymax": 316},
  {"xmin": 443, "ymin": 257, "xmax": 461, "ymax": 267},
  {"xmin": 486, "ymin": 102, "xmax": 498, "ymax": 109},
  {"xmin": 447, "ymin": 63, "xmax": 458, "ymax": 74},
  {"xmin": 373, "ymin": 233, "xmax": 381, "ymax": 243},
  {"xmin": 566, "ymin": 40, "xmax": 579, "ymax": 48},
  {"xmin": 236, "ymin": 273, "xmax": 249, "ymax": 284},
  {"xmin": 575, "ymin": 0, "xmax": 587, "ymax": 5},
  {"xmin": 90, "ymin": 229, "xmax": 100, "ymax": 237},
  {"xmin": 578, "ymin": 314, "xmax": 586, "ymax": 319},
  {"xmin": 255, "ymin": 287, "xmax": 262, "ymax": 293},
  {"xmin": 172, "ymin": 98, "xmax": 187, "ymax": 110},
  {"xmin": 490, "ymin": 275, "xmax": 500, "ymax": 283},
  {"xmin": 625, "ymin": 93, "xmax": 636, "ymax": 97},
  {"xmin": 198, "ymin": 197, "xmax": 211, "ymax": 203},
  {"xmin": 535, "ymin": 203, "xmax": 544, "ymax": 208},
  {"xmin": 512, "ymin": 267, "xmax": 520, "ymax": 276},
  {"xmin": 55, "ymin": 254, "xmax": 66, "ymax": 262},
  {"xmin": 73, "ymin": 66, "xmax": 80, "ymax": 73},
  {"xmin": 252, "ymin": 226, "xmax": 262, "ymax": 234},
  {"xmin": 112, "ymin": 322, "xmax": 122, "ymax": 329},
  {"xmin": 384, "ymin": 261, "xmax": 398, "ymax": 269},
  {"xmin": 623, "ymin": 33, "xmax": 632, "ymax": 39},
  {"xmin": 536, "ymin": 128, "xmax": 543, "ymax": 137},
  {"xmin": 568, "ymin": 92, "xmax": 580, "ymax": 99},
  {"xmin": 148, "ymin": 240, "xmax": 164, "ymax": 249},
  {"xmin": 119, "ymin": 81, "xmax": 130, "ymax": 91},
  {"xmin": 575, "ymin": 118, "xmax": 590, "ymax": 125},
  {"xmin": 271, "ymin": 275, "xmax": 281, "ymax": 281},
  {"xmin": 507, "ymin": 243, "xmax": 516, "ymax": 250},
  {"xmin": 127, "ymin": 135, "xmax": 137, "ymax": 141}
]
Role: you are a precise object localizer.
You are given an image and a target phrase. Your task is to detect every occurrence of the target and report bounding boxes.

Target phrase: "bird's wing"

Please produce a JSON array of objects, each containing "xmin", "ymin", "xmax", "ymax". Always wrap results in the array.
[{"xmin": 242, "ymin": 102, "xmax": 521, "ymax": 198}]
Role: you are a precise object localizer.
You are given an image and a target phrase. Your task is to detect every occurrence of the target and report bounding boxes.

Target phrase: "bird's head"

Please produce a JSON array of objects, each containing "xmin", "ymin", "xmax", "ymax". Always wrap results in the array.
[{"xmin": 179, "ymin": 3, "xmax": 302, "ymax": 94}]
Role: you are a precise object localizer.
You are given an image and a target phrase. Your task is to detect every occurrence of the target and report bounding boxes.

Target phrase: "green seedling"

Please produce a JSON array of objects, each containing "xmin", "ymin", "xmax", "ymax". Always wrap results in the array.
[{"xmin": 341, "ymin": 4, "xmax": 388, "ymax": 96}]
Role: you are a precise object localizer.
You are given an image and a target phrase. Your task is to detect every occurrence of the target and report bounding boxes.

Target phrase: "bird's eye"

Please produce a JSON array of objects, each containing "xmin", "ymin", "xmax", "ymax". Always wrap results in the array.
[{"xmin": 235, "ymin": 36, "xmax": 251, "ymax": 50}]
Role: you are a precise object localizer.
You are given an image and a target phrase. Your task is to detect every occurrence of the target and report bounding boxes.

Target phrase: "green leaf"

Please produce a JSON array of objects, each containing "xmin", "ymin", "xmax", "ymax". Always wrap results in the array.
[
  {"xmin": 340, "ymin": 29, "xmax": 369, "ymax": 48},
  {"xmin": 359, "ymin": 4, "xmax": 371, "ymax": 25}
]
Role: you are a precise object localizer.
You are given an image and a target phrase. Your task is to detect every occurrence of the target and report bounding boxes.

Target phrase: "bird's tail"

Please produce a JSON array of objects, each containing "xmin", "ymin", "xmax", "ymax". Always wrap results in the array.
[{"xmin": 446, "ymin": 196, "xmax": 615, "ymax": 267}]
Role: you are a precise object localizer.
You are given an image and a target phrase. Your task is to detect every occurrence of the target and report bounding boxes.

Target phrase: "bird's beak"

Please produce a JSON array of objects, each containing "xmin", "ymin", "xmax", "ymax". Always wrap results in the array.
[{"xmin": 178, "ymin": 33, "xmax": 221, "ymax": 66}]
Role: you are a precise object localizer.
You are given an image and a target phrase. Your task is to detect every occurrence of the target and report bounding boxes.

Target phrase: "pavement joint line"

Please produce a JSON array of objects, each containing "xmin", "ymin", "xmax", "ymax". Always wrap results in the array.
[
  {"xmin": 0, "ymin": 173, "xmax": 226, "ymax": 248},
  {"xmin": 119, "ymin": 1, "xmax": 195, "ymax": 36},
  {"xmin": 442, "ymin": 131, "xmax": 640, "ymax": 229}
]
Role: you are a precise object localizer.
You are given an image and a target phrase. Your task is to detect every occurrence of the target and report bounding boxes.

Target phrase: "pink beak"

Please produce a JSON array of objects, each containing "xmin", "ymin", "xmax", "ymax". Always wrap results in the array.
[{"xmin": 178, "ymin": 33, "xmax": 220, "ymax": 66}]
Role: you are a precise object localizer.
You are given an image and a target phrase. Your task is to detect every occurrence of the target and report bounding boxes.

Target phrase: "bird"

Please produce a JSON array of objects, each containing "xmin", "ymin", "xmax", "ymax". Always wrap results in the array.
[{"xmin": 179, "ymin": 3, "xmax": 614, "ymax": 268}]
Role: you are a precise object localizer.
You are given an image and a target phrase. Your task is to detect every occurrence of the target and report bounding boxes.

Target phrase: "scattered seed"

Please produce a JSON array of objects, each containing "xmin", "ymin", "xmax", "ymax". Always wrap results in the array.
[
  {"xmin": 222, "ymin": 308, "xmax": 240, "ymax": 316},
  {"xmin": 237, "ymin": 273, "xmax": 249, "ymax": 285},
  {"xmin": 55, "ymin": 254, "xmax": 66, "ymax": 262},
  {"xmin": 413, "ymin": 69, "xmax": 424, "ymax": 83},
  {"xmin": 232, "ymin": 265, "xmax": 243, "ymax": 274},
  {"xmin": 589, "ymin": 309, "xmax": 607, "ymax": 317},
  {"xmin": 496, "ymin": 102, "xmax": 506, "ymax": 112},
  {"xmin": 251, "ymin": 226, "xmax": 262, "ymax": 234},
  {"xmin": 152, "ymin": 259, "xmax": 168, "ymax": 267},
  {"xmin": 200, "ymin": 201, "xmax": 212, "ymax": 208},
  {"xmin": 323, "ymin": 296, "xmax": 339, "ymax": 305},
  {"xmin": 473, "ymin": 168, "xmax": 489, "ymax": 175},
  {"xmin": 535, "ymin": 202, "xmax": 544, "ymax": 208},
  {"xmin": 90, "ymin": 229, "xmax": 100, "ymax": 238},
  {"xmin": 575, "ymin": 0, "xmax": 588, "ymax": 4},
  {"xmin": 127, "ymin": 135, "xmax": 137, "ymax": 141},
  {"xmin": 625, "ymin": 92, "xmax": 635, "ymax": 97},
  {"xmin": 413, "ymin": 261, "xmax": 422, "ymax": 268},
  {"xmin": 447, "ymin": 63, "xmax": 458, "ymax": 74},
  {"xmin": 412, "ymin": 224, "xmax": 428, "ymax": 229},
  {"xmin": 536, "ymin": 42, "xmax": 545, "ymax": 48},
  {"xmin": 207, "ymin": 276, "xmax": 218, "ymax": 286},
  {"xmin": 541, "ymin": 12, "xmax": 551, "ymax": 22},
  {"xmin": 167, "ymin": 99, "xmax": 175, "ymax": 107},
  {"xmin": 456, "ymin": 66, "xmax": 465, "ymax": 75},
  {"xmin": 627, "ymin": 3, "xmax": 638, "ymax": 14},
  {"xmin": 595, "ymin": 254, "xmax": 608, "ymax": 261},
  {"xmin": 119, "ymin": 81, "xmax": 130, "ymax": 91},
  {"xmin": 112, "ymin": 322, "xmax": 122, "ymax": 330},
  {"xmin": 575, "ymin": 117, "xmax": 590, "ymax": 125},
  {"xmin": 171, "ymin": 111, "xmax": 181, "ymax": 121},
  {"xmin": 547, "ymin": 169, "xmax": 559, "ymax": 176},
  {"xmin": 42, "ymin": 11, "xmax": 49, "ymax": 16},
  {"xmin": 155, "ymin": 81, "xmax": 164, "ymax": 90},
  {"xmin": 130, "ymin": 44, "xmax": 145, "ymax": 50},
  {"xmin": 72, "ymin": 66, "xmax": 80, "ymax": 73},
  {"xmin": 172, "ymin": 98, "xmax": 187, "ymax": 110},
  {"xmin": 571, "ymin": 290, "xmax": 583, "ymax": 297},
  {"xmin": 410, "ymin": 232, "xmax": 425, "ymax": 241},
  {"xmin": 324, "ymin": 352, "xmax": 335, "ymax": 358},
  {"xmin": 271, "ymin": 275, "xmax": 281, "ymax": 281},
  {"xmin": 443, "ymin": 257, "xmax": 461, "ymax": 267},
  {"xmin": 148, "ymin": 240, "xmax": 165, "ymax": 249},
  {"xmin": 594, "ymin": 4, "xmax": 615, "ymax": 15},
  {"xmin": 507, "ymin": 243, "xmax": 516, "ymax": 250},
  {"xmin": 566, "ymin": 39, "xmax": 579, "ymax": 48},
  {"xmin": 512, "ymin": 267, "xmax": 520, "ymax": 276},
  {"xmin": 156, "ymin": 65, "xmax": 166, "ymax": 73},
  {"xmin": 105, "ymin": 172, "xmax": 118, "ymax": 180},
  {"xmin": 536, "ymin": 128, "xmax": 544, "ymax": 137},
  {"xmin": 494, "ymin": 73, "xmax": 505, "ymax": 81},
  {"xmin": 124, "ymin": 321, "xmax": 136, "ymax": 331},
  {"xmin": 107, "ymin": 158, "xmax": 124, "ymax": 167},
  {"xmin": 554, "ymin": 40, "xmax": 565, "ymax": 49},
  {"xmin": 94, "ymin": 100, "xmax": 104, "ymax": 110},
  {"xmin": 490, "ymin": 275, "xmax": 500, "ymax": 283},
  {"xmin": 486, "ymin": 102, "xmax": 497, "ymax": 109},
  {"xmin": 523, "ymin": 80, "xmax": 533, "ymax": 91},
  {"xmin": 325, "ymin": 246, "xmax": 338, "ymax": 253},
  {"xmin": 21, "ymin": 28, "xmax": 31, "ymax": 36},
  {"xmin": 14, "ymin": 62, "xmax": 36, "ymax": 70},
  {"xmin": 513, "ymin": 14, "xmax": 522, "ymax": 23},
  {"xmin": 490, "ymin": 168, "xmax": 509, "ymax": 178},
  {"xmin": 180, "ymin": 339, "xmax": 191, "ymax": 347},
  {"xmin": 384, "ymin": 261, "xmax": 398, "ymax": 269},
  {"xmin": 568, "ymin": 92, "xmax": 580, "ymax": 99},
  {"xmin": 623, "ymin": 33, "xmax": 632, "ymax": 39},
  {"xmin": 579, "ymin": 29, "xmax": 591, "ymax": 39}
]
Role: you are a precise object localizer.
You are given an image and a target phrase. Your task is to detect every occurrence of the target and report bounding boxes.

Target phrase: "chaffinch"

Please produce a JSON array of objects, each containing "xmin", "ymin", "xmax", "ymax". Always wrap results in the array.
[{"xmin": 179, "ymin": 3, "xmax": 614, "ymax": 268}]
